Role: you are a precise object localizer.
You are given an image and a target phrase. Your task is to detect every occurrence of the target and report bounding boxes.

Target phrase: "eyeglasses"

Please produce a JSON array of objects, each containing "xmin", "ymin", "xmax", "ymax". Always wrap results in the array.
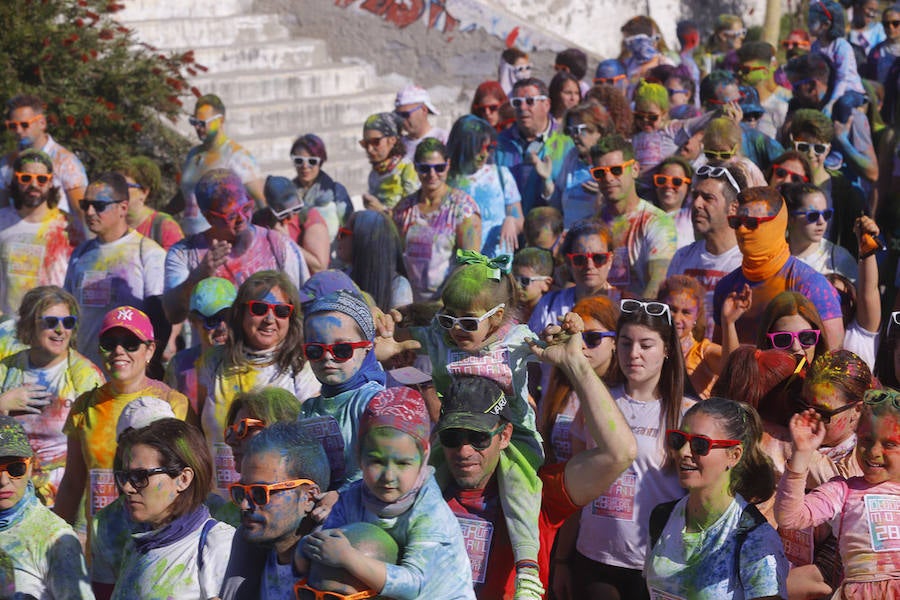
[
  {"xmin": 737, "ymin": 64, "xmax": 768, "ymax": 76},
  {"xmin": 99, "ymin": 335, "xmax": 148, "ymax": 353},
  {"xmin": 114, "ymin": 466, "xmax": 182, "ymax": 490},
  {"xmin": 194, "ymin": 309, "xmax": 229, "ymax": 331},
  {"xmin": 792, "ymin": 208, "xmax": 833, "ymax": 223},
  {"xmin": 564, "ymin": 123, "xmax": 594, "ymax": 137},
  {"xmin": 225, "ymin": 417, "xmax": 265, "ymax": 440},
  {"xmin": 4, "ymin": 114, "xmax": 42, "ymax": 131},
  {"xmin": 793, "ymin": 140, "xmax": 830, "ymax": 156},
  {"xmin": 593, "ymin": 74, "xmax": 626, "ymax": 85},
  {"xmin": 781, "ymin": 40, "xmax": 811, "ymax": 49},
  {"xmin": 510, "ymin": 95, "xmax": 548, "ymax": 109},
  {"xmin": 590, "ymin": 159, "xmax": 636, "ymax": 180},
  {"xmin": 302, "ymin": 341, "xmax": 373, "ymax": 362},
  {"xmin": 515, "ymin": 275, "xmax": 548, "ymax": 287},
  {"xmin": 474, "ymin": 103, "xmax": 501, "ymax": 113},
  {"xmin": 395, "ymin": 105, "xmax": 425, "ymax": 119},
  {"xmin": 415, "ymin": 162, "xmax": 448, "ymax": 175},
  {"xmin": 246, "ymin": 300, "xmax": 294, "ymax": 319},
  {"xmin": 337, "ymin": 226, "xmax": 353, "ymax": 240},
  {"xmin": 188, "ymin": 114, "xmax": 223, "ymax": 128},
  {"xmin": 40, "ymin": 315, "xmax": 77, "ymax": 330},
  {"xmin": 0, "ymin": 457, "xmax": 31, "ymax": 479},
  {"xmin": 703, "ymin": 147, "xmax": 737, "ymax": 161},
  {"xmin": 294, "ymin": 579, "xmax": 377, "ymax": 600},
  {"xmin": 359, "ymin": 136, "xmax": 389, "ymax": 150},
  {"xmin": 205, "ymin": 202, "xmax": 253, "ymax": 224},
  {"xmin": 653, "ymin": 174, "xmax": 690, "ymax": 188},
  {"xmin": 14, "ymin": 172, "xmax": 52, "ymax": 186},
  {"xmin": 772, "ymin": 166, "xmax": 808, "ymax": 183},
  {"xmin": 797, "ymin": 399, "xmax": 860, "ymax": 424},
  {"xmin": 884, "ymin": 19, "xmax": 900, "ymax": 28},
  {"xmin": 633, "ymin": 112, "xmax": 661, "ymax": 123},
  {"xmin": 291, "ymin": 155, "xmax": 322, "ymax": 168},
  {"xmin": 727, "ymin": 214, "xmax": 778, "ymax": 229},
  {"xmin": 620, "ymin": 298, "xmax": 672, "ymax": 324},
  {"xmin": 694, "ymin": 165, "xmax": 740, "ymax": 194},
  {"xmin": 79, "ymin": 199, "xmax": 124, "ymax": 214},
  {"xmin": 766, "ymin": 329, "xmax": 821, "ymax": 349},
  {"xmin": 864, "ymin": 388, "xmax": 900, "ymax": 410},
  {"xmin": 567, "ymin": 252, "xmax": 612, "ymax": 268},
  {"xmin": 666, "ymin": 429, "xmax": 741, "ymax": 455},
  {"xmin": 582, "ymin": 330, "xmax": 615, "ymax": 348},
  {"xmin": 436, "ymin": 303, "xmax": 505, "ymax": 332},
  {"xmin": 230, "ymin": 477, "xmax": 314, "ymax": 507},
  {"xmin": 439, "ymin": 423, "xmax": 506, "ymax": 451}
]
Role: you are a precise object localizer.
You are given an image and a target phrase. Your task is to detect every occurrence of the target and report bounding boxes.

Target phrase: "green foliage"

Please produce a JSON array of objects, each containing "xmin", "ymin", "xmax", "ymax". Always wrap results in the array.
[{"xmin": 0, "ymin": 0, "xmax": 198, "ymax": 193}]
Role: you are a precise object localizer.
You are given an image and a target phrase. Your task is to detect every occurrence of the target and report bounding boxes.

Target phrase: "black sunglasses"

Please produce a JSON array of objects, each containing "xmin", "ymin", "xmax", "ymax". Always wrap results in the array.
[
  {"xmin": 302, "ymin": 341, "xmax": 372, "ymax": 362},
  {"xmin": 0, "ymin": 458, "xmax": 30, "ymax": 479},
  {"xmin": 41, "ymin": 315, "xmax": 77, "ymax": 330},
  {"xmin": 439, "ymin": 424, "xmax": 505, "ymax": 451},
  {"xmin": 114, "ymin": 466, "xmax": 180, "ymax": 490},
  {"xmin": 797, "ymin": 399, "xmax": 859, "ymax": 424},
  {"xmin": 246, "ymin": 300, "xmax": 294, "ymax": 319},
  {"xmin": 79, "ymin": 199, "xmax": 124, "ymax": 214},
  {"xmin": 582, "ymin": 330, "xmax": 615, "ymax": 348},
  {"xmin": 193, "ymin": 309, "xmax": 229, "ymax": 331},
  {"xmin": 773, "ymin": 166, "xmax": 808, "ymax": 183},
  {"xmin": 727, "ymin": 214, "xmax": 777, "ymax": 230},
  {"xmin": 415, "ymin": 162, "xmax": 448, "ymax": 175},
  {"xmin": 99, "ymin": 335, "xmax": 147, "ymax": 353}
]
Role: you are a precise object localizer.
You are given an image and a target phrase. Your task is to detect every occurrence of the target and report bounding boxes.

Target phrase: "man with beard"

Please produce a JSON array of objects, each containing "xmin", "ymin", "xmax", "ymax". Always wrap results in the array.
[{"xmin": 0, "ymin": 149, "xmax": 72, "ymax": 316}]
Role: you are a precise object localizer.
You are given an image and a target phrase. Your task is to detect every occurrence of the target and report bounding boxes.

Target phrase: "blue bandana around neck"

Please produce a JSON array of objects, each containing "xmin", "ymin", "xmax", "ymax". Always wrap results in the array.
[
  {"xmin": 132, "ymin": 504, "xmax": 211, "ymax": 555},
  {"xmin": 0, "ymin": 481, "xmax": 37, "ymax": 530},
  {"xmin": 320, "ymin": 346, "xmax": 385, "ymax": 397},
  {"xmin": 626, "ymin": 34, "xmax": 660, "ymax": 64}
]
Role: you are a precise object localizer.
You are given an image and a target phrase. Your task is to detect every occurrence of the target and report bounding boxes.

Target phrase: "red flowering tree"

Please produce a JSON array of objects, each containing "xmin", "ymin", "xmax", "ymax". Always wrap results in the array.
[{"xmin": 0, "ymin": 0, "xmax": 200, "ymax": 195}]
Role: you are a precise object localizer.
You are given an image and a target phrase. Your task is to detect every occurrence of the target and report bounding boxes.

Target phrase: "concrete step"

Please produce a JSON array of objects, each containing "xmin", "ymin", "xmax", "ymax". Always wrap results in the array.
[
  {"xmin": 191, "ymin": 63, "xmax": 377, "ymax": 107},
  {"xmin": 239, "ymin": 124, "xmax": 364, "ymax": 167},
  {"xmin": 117, "ymin": 0, "xmax": 251, "ymax": 22},
  {"xmin": 178, "ymin": 39, "xmax": 330, "ymax": 74},
  {"xmin": 125, "ymin": 14, "xmax": 290, "ymax": 50}
]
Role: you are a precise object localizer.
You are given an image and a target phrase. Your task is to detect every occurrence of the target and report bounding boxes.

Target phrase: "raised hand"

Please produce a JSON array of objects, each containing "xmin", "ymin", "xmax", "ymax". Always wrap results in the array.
[{"xmin": 789, "ymin": 408, "xmax": 827, "ymax": 454}]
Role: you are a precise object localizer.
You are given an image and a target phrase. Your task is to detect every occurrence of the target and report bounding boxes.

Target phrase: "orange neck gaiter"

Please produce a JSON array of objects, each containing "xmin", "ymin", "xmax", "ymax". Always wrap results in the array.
[{"xmin": 738, "ymin": 203, "xmax": 790, "ymax": 282}]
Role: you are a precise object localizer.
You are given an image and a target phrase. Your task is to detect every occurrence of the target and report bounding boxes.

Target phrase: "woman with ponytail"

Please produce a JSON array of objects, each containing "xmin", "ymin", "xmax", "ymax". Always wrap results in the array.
[{"xmin": 645, "ymin": 397, "xmax": 788, "ymax": 599}]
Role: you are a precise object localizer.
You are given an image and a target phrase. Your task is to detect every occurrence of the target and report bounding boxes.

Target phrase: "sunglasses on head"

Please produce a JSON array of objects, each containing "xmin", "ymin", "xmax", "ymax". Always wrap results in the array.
[
  {"xmin": 206, "ymin": 202, "xmax": 253, "ymax": 224},
  {"xmin": 291, "ymin": 155, "xmax": 322, "ymax": 168},
  {"xmin": 246, "ymin": 300, "xmax": 294, "ymax": 319},
  {"xmin": 516, "ymin": 275, "xmax": 548, "ymax": 288},
  {"xmin": 695, "ymin": 164, "xmax": 741, "ymax": 193},
  {"xmin": 395, "ymin": 105, "xmax": 425, "ymax": 120},
  {"xmin": 436, "ymin": 303, "xmax": 505, "ymax": 332},
  {"xmin": 583, "ymin": 330, "xmax": 615, "ymax": 348},
  {"xmin": 773, "ymin": 166, "xmax": 808, "ymax": 183},
  {"xmin": 230, "ymin": 478, "xmax": 314, "ymax": 507},
  {"xmin": 666, "ymin": 429, "xmax": 741, "ymax": 455},
  {"xmin": 41, "ymin": 315, "xmax": 77, "ymax": 330},
  {"xmin": 727, "ymin": 214, "xmax": 778, "ymax": 230},
  {"xmin": 0, "ymin": 457, "xmax": 31, "ymax": 479},
  {"xmin": 590, "ymin": 159, "xmax": 636, "ymax": 180},
  {"xmin": 475, "ymin": 103, "xmax": 501, "ymax": 113},
  {"xmin": 510, "ymin": 95, "xmax": 548, "ymax": 109},
  {"xmin": 415, "ymin": 162, "xmax": 448, "ymax": 175},
  {"xmin": 564, "ymin": 123, "xmax": 593, "ymax": 137},
  {"xmin": 633, "ymin": 111, "xmax": 661, "ymax": 123},
  {"xmin": 302, "ymin": 341, "xmax": 372, "ymax": 362},
  {"xmin": 79, "ymin": 199, "xmax": 124, "ymax": 214},
  {"xmin": 114, "ymin": 466, "xmax": 181, "ymax": 490},
  {"xmin": 767, "ymin": 329, "xmax": 821, "ymax": 349},
  {"xmin": 294, "ymin": 578, "xmax": 377, "ymax": 600},
  {"xmin": 359, "ymin": 136, "xmax": 388, "ymax": 150},
  {"xmin": 99, "ymin": 335, "xmax": 147, "ymax": 353},
  {"xmin": 792, "ymin": 208, "xmax": 833, "ymax": 223},
  {"xmin": 188, "ymin": 114, "xmax": 222, "ymax": 128},
  {"xmin": 567, "ymin": 252, "xmax": 612, "ymax": 268},
  {"xmin": 653, "ymin": 174, "xmax": 690, "ymax": 188},
  {"xmin": 439, "ymin": 423, "xmax": 506, "ymax": 450},
  {"xmin": 797, "ymin": 399, "xmax": 859, "ymax": 424},
  {"xmin": 863, "ymin": 388, "xmax": 900, "ymax": 410},
  {"xmin": 620, "ymin": 298, "xmax": 672, "ymax": 324},
  {"xmin": 14, "ymin": 171, "xmax": 52, "ymax": 186},
  {"xmin": 225, "ymin": 417, "xmax": 265, "ymax": 440},
  {"xmin": 793, "ymin": 140, "xmax": 829, "ymax": 156},
  {"xmin": 4, "ymin": 114, "xmax": 42, "ymax": 131},
  {"xmin": 593, "ymin": 74, "xmax": 626, "ymax": 85}
]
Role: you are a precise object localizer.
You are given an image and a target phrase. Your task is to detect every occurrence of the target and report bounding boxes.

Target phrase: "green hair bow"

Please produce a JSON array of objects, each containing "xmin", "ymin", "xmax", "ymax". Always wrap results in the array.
[{"xmin": 456, "ymin": 250, "xmax": 512, "ymax": 281}]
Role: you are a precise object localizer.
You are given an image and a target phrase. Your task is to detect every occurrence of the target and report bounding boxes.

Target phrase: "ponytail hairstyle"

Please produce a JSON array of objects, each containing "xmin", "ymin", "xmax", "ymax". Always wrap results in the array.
[
  {"xmin": 684, "ymin": 397, "xmax": 776, "ymax": 504},
  {"xmin": 441, "ymin": 252, "xmax": 520, "ymax": 326}
]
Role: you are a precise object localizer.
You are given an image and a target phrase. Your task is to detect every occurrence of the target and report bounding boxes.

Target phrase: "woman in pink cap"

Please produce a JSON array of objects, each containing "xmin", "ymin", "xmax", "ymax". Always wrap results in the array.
[{"xmin": 54, "ymin": 305, "xmax": 189, "ymax": 529}]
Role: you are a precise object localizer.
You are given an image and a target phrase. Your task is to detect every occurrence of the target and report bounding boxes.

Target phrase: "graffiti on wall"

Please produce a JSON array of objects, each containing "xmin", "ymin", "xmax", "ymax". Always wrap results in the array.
[{"xmin": 334, "ymin": 0, "xmax": 461, "ymax": 34}]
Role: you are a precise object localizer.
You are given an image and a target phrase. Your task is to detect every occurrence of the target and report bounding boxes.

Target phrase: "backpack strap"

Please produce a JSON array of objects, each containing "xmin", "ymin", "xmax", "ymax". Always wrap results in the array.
[
  {"xmin": 197, "ymin": 518, "xmax": 216, "ymax": 573},
  {"xmin": 649, "ymin": 499, "xmax": 680, "ymax": 550}
]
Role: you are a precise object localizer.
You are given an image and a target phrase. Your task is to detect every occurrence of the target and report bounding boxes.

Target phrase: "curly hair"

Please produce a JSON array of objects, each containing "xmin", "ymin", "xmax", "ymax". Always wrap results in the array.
[{"xmin": 585, "ymin": 85, "xmax": 633, "ymax": 137}]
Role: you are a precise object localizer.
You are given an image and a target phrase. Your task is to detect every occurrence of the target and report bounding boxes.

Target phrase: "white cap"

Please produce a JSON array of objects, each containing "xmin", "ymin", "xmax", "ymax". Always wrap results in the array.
[
  {"xmin": 116, "ymin": 396, "xmax": 176, "ymax": 439},
  {"xmin": 395, "ymin": 84, "xmax": 440, "ymax": 115}
]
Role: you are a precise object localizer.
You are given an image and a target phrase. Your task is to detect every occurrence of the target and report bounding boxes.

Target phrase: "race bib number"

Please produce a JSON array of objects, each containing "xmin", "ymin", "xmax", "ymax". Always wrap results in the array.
[
  {"xmin": 214, "ymin": 442, "xmax": 239, "ymax": 493},
  {"xmin": 865, "ymin": 494, "xmax": 900, "ymax": 552},
  {"xmin": 81, "ymin": 270, "xmax": 112, "ymax": 307},
  {"xmin": 591, "ymin": 468, "xmax": 637, "ymax": 521},
  {"xmin": 780, "ymin": 526, "xmax": 814, "ymax": 566},
  {"xmin": 446, "ymin": 347, "xmax": 513, "ymax": 392},
  {"xmin": 90, "ymin": 469, "xmax": 118, "ymax": 515},
  {"xmin": 457, "ymin": 516, "xmax": 494, "ymax": 584}
]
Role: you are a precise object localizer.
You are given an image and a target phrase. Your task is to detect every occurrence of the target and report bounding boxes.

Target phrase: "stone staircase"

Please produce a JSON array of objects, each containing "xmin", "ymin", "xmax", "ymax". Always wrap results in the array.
[{"xmin": 117, "ymin": 0, "xmax": 450, "ymax": 196}]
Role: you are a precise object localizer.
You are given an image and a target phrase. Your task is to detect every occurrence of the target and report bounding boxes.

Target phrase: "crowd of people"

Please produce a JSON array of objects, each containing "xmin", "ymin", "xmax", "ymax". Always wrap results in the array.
[{"xmin": 4, "ymin": 1, "xmax": 900, "ymax": 598}]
